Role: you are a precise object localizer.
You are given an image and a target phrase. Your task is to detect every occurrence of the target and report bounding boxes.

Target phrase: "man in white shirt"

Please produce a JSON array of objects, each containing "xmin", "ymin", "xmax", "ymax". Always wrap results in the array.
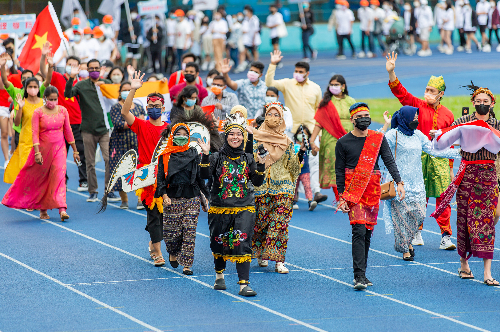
[
  {"xmin": 417, "ymin": 0, "xmax": 434, "ymax": 56},
  {"xmin": 174, "ymin": 9, "xmax": 192, "ymax": 69},
  {"xmin": 92, "ymin": 27, "xmax": 117, "ymax": 62},
  {"xmin": 335, "ymin": 0, "xmax": 356, "ymax": 59},
  {"xmin": 476, "ymin": 0, "xmax": 492, "ymax": 49},
  {"xmin": 358, "ymin": 0, "xmax": 374, "ymax": 58},
  {"xmin": 434, "ymin": 0, "xmax": 446, "ymax": 52},
  {"xmin": 266, "ymin": 4, "xmax": 285, "ymax": 53},
  {"xmin": 455, "ymin": 0, "xmax": 467, "ymax": 51},
  {"xmin": 242, "ymin": 6, "xmax": 261, "ymax": 62},
  {"xmin": 165, "ymin": 11, "xmax": 177, "ymax": 75},
  {"xmin": 100, "ymin": 15, "xmax": 117, "ymax": 41},
  {"xmin": 210, "ymin": 12, "xmax": 229, "ymax": 72},
  {"xmin": 70, "ymin": 30, "xmax": 90, "ymax": 63},
  {"xmin": 370, "ymin": 0, "xmax": 388, "ymax": 55}
]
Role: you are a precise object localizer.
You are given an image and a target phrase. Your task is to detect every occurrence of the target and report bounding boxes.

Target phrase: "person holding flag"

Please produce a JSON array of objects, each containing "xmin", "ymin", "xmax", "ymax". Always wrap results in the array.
[{"xmin": 335, "ymin": 102, "xmax": 404, "ymax": 290}]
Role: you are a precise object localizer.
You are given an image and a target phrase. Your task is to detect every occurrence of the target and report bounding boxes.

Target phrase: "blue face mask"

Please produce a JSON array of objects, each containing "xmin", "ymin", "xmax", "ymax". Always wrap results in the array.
[
  {"xmin": 121, "ymin": 91, "xmax": 130, "ymax": 100},
  {"xmin": 65, "ymin": 65, "xmax": 72, "ymax": 75},
  {"xmin": 265, "ymin": 96, "xmax": 277, "ymax": 104},
  {"xmin": 73, "ymin": 25, "xmax": 79, "ymax": 30},
  {"xmin": 148, "ymin": 107, "xmax": 162, "ymax": 120},
  {"xmin": 185, "ymin": 98, "xmax": 196, "ymax": 107}
]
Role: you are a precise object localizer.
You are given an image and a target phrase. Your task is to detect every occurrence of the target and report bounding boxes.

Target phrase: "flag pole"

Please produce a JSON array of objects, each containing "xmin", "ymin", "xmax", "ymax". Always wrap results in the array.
[{"xmin": 123, "ymin": 0, "xmax": 135, "ymax": 41}]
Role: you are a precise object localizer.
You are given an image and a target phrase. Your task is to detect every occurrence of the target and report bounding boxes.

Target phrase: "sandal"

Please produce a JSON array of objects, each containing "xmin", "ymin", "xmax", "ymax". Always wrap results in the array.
[
  {"xmin": 169, "ymin": 254, "xmax": 179, "ymax": 268},
  {"xmin": 148, "ymin": 247, "xmax": 156, "ymax": 260},
  {"xmin": 409, "ymin": 248, "xmax": 415, "ymax": 258},
  {"xmin": 238, "ymin": 285, "xmax": 257, "ymax": 297},
  {"xmin": 214, "ymin": 278, "xmax": 227, "ymax": 290},
  {"xmin": 183, "ymin": 268, "xmax": 193, "ymax": 275},
  {"xmin": 60, "ymin": 211, "xmax": 70, "ymax": 222},
  {"xmin": 403, "ymin": 255, "xmax": 414, "ymax": 261},
  {"xmin": 39, "ymin": 212, "xmax": 49, "ymax": 220},
  {"xmin": 484, "ymin": 278, "xmax": 500, "ymax": 286},
  {"xmin": 458, "ymin": 268, "xmax": 474, "ymax": 279},
  {"xmin": 153, "ymin": 256, "xmax": 165, "ymax": 267}
]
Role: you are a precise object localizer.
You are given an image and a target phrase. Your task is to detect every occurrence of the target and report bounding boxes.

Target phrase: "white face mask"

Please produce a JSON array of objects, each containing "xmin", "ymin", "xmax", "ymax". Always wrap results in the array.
[
  {"xmin": 131, "ymin": 12, "xmax": 138, "ymax": 20},
  {"xmin": 404, "ymin": 5, "xmax": 412, "ymax": 10},
  {"xmin": 111, "ymin": 74, "xmax": 123, "ymax": 84},
  {"xmin": 265, "ymin": 96, "xmax": 277, "ymax": 104},
  {"xmin": 5, "ymin": 60, "xmax": 13, "ymax": 69},
  {"xmin": 206, "ymin": 77, "xmax": 213, "ymax": 87}
]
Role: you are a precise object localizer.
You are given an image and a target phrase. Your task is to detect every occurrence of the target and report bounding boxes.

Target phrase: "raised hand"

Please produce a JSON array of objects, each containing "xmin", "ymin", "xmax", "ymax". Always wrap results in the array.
[
  {"xmin": 197, "ymin": 138, "xmax": 210, "ymax": 155},
  {"xmin": 70, "ymin": 64, "xmax": 80, "ymax": 78},
  {"xmin": 130, "ymin": 70, "xmax": 145, "ymax": 90},
  {"xmin": 100, "ymin": 66, "xmax": 107, "ymax": 78},
  {"xmin": 386, "ymin": 51, "xmax": 397, "ymax": 73},
  {"xmin": 0, "ymin": 54, "xmax": 6, "ymax": 68},
  {"xmin": 16, "ymin": 94, "xmax": 24, "ymax": 109},
  {"xmin": 41, "ymin": 42, "xmax": 51, "ymax": 56},
  {"xmin": 270, "ymin": 50, "xmax": 283, "ymax": 65},
  {"xmin": 219, "ymin": 58, "xmax": 232, "ymax": 74},
  {"xmin": 46, "ymin": 52, "xmax": 54, "ymax": 66},
  {"xmin": 383, "ymin": 111, "xmax": 391, "ymax": 126},
  {"xmin": 127, "ymin": 65, "xmax": 135, "ymax": 77}
]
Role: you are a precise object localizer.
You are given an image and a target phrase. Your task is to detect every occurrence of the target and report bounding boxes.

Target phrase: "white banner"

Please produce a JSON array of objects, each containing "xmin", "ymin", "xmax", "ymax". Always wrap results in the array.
[
  {"xmin": 192, "ymin": 0, "xmax": 218, "ymax": 11},
  {"xmin": 137, "ymin": 0, "xmax": 167, "ymax": 16}
]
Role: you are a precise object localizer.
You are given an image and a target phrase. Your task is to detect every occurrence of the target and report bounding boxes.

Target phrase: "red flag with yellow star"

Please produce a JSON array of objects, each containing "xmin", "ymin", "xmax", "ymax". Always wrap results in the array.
[{"xmin": 18, "ymin": 2, "xmax": 65, "ymax": 74}]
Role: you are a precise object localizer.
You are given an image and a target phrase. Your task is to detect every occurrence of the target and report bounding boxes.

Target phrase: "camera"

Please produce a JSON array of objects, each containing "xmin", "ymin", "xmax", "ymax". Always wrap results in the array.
[{"xmin": 257, "ymin": 144, "xmax": 268, "ymax": 158}]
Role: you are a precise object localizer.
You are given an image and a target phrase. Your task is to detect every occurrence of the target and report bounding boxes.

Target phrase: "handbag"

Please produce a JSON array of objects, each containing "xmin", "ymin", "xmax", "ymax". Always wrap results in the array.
[
  {"xmin": 277, "ymin": 22, "xmax": 288, "ymax": 38},
  {"xmin": 380, "ymin": 132, "xmax": 398, "ymax": 200}
]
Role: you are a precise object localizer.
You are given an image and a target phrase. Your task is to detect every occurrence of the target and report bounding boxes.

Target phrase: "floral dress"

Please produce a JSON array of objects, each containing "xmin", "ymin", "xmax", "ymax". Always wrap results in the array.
[{"xmin": 109, "ymin": 102, "xmax": 144, "ymax": 191}]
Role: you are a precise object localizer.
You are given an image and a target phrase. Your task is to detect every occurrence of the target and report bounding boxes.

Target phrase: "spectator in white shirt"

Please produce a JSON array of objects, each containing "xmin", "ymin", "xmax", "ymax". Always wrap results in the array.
[
  {"xmin": 267, "ymin": 4, "xmax": 285, "ymax": 54},
  {"xmin": 455, "ymin": 0, "xmax": 467, "ymax": 51},
  {"xmin": 100, "ymin": 15, "xmax": 117, "ymax": 41},
  {"xmin": 174, "ymin": 9, "xmax": 193, "ymax": 69},
  {"xmin": 370, "ymin": 0, "xmax": 388, "ymax": 55},
  {"xmin": 210, "ymin": 12, "xmax": 229, "ymax": 72},
  {"xmin": 165, "ymin": 11, "xmax": 178, "ymax": 75},
  {"xmin": 200, "ymin": 16, "xmax": 214, "ymax": 72},
  {"xmin": 463, "ymin": 0, "xmax": 481, "ymax": 52},
  {"xmin": 434, "ymin": 0, "xmax": 447, "ymax": 52},
  {"xmin": 358, "ymin": 0, "xmax": 374, "ymax": 58},
  {"xmin": 416, "ymin": 0, "xmax": 434, "ymax": 56},
  {"xmin": 92, "ymin": 27, "xmax": 117, "ymax": 62},
  {"xmin": 70, "ymin": 30, "xmax": 90, "ymax": 62},
  {"xmin": 476, "ymin": 0, "xmax": 492, "ymax": 48},
  {"xmin": 242, "ymin": 6, "xmax": 261, "ymax": 62},
  {"xmin": 335, "ymin": 0, "xmax": 356, "ymax": 59},
  {"xmin": 441, "ymin": 0, "xmax": 455, "ymax": 54}
]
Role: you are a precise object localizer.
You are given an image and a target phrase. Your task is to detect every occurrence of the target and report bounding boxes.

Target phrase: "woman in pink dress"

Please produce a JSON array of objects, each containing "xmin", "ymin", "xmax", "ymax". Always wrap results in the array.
[{"xmin": 2, "ymin": 86, "xmax": 80, "ymax": 221}]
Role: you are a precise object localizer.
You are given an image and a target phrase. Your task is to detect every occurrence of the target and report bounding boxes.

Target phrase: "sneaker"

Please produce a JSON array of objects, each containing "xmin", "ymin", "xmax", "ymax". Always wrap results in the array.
[
  {"xmin": 214, "ymin": 278, "xmax": 227, "ymax": 290},
  {"xmin": 293, "ymin": 204, "xmax": 299, "ymax": 210},
  {"xmin": 477, "ymin": 43, "xmax": 482, "ymax": 51},
  {"xmin": 107, "ymin": 192, "xmax": 121, "ymax": 202},
  {"xmin": 364, "ymin": 276, "xmax": 373, "ymax": 286},
  {"xmin": 308, "ymin": 200, "xmax": 317, "ymax": 211},
  {"xmin": 496, "ymin": 44, "xmax": 500, "ymax": 52},
  {"xmin": 457, "ymin": 45, "xmax": 465, "ymax": 52},
  {"xmin": 336, "ymin": 54, "xmax": 347, "ymax": 60},
  {"xmin": 445, "ymin": 48, "xmax": 453, "ymax": 55},
  {"xmin": 208, "ymin": 61, "xmax": 216, "ymax": 70},
  {"xmin": 366, "ymin": 51, "xmax": 374, "ymax": 58},
  {"xmin": 312, "ymin": 50, "xmax": 318, "ymax": 60},
  {"xmin": 314, "ymin": 192, "xmax": 328, "ymax": 203},
  {"xmin": 412, "ymin": 230, "xmax": 424, "ymax": 246},
  {"xmin": 482, "ymin": 44, "xmax": 491, "ymax": 53},
  {"xmin": 439, "ymin": 234, "xmax": 456, "ymax": 250},
  {"xmin": 120, "ymin": 201, "xmax": 129, "ymax": 209},
  {"xmin": 201, "ymin": 62, "xmax": 209, "ymax": 71},
  {"xmin": 3, "ymin": 160, "xmax": 8, "ymax": 168},
  {"xmin": 437, "ymin": 44, "xmax": 445, "ymax": 53},
  {"xmin": 257, "ymin": 258, "xmax": 268, "ymax": 267},
  {"xmin": 275, "ymin": 262, "xmax": 289, "ymax": 274},
  {"xmin": 277, "ymin": 62, "xmax": 284, "ymax": 69},
  {"xmin": 301, "ymin": 57, "xmax": 310, "ymax": 62},
  {"xmin": 87, "ymin": 193, "xmax": 99, "ymax": 202},
  {"xmin": 358, "ymin": 51, "xmax": 366, "ymax": 58},
  {"xmin": 239, "ymin": 285, "xmax": 257, "ymax": 297},
  {"xmin": 137, "ymin": 201, "xmax": 145, "ymax": 210},
  {"xmin": 77, "ymin": 182, "xmax": 88, "ymax": 192},
  {"xmin": 465, "ymin": 48, "xmax": 472, "ymax": 53},
  {"xmin": 353, "ymin": 276, "xmax": 367, "ymax": 290}
]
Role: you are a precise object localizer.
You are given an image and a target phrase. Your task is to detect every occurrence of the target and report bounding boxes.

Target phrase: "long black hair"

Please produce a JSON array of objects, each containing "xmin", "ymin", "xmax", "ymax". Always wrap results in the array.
[
  {"xmin": 318, "ymin": 74, "xmax": 349, "ymax": 109},
  {"xmin": 23, "ymin": 77, "xmax": 40, "ymax": 98},
  {"xmin": 293, "ymin": 124, "xmax": 312, "ymax": 143},
  {"xmin": 175, "ymin": 85, "xmax": 199, "ymax": 108},
  {"xmin": 43, "ymin": 85, "xmax": 59, "ymax": 98}
]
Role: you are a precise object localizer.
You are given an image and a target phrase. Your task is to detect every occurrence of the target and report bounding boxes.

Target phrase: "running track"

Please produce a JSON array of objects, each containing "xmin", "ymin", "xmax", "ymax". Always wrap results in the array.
[{"xmin": 1, "ymin": 48, "xmax": 500, "ymax": 331}]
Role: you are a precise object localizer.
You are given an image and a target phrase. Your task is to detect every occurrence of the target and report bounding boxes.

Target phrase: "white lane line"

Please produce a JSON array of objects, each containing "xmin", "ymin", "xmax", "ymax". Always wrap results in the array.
[
  {"xmin": 285, "ymin": 263, "xmax": 490, "ymax": 332},
  {"xmin": 0, "ymin": 251, "xmax": 162, "ymax": 332},
  {"xmin": 10, "ymin": 208, "xmax": 326, "ymax": 332},
  {"xmin": 67, "ymin": 159, "xmax": 105, "ymax": 173}
]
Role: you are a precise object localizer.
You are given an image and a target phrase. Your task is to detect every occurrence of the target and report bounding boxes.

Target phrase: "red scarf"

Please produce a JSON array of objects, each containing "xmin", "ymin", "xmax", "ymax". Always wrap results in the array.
[
  {"xmin": 314, "ymin": 101, "xmax": 348, "ymax": 139},
  {"xmin": 159, "ymin": 123, "xmax": 191, "ymax": 180},
  {"xmin": 342, "ymin": 130, "xmax": 384, "ymax": 206}
]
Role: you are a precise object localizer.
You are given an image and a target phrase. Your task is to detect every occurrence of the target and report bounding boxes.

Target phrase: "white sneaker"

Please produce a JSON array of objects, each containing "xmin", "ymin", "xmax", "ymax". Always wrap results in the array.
[
  {"xmin": 208, "ymin": 61, "xmax": 216, "ymax": 70},
  {"xmin": 358, "ymin": 51, "xmax": 366, "ymax": 58},
  {"xmin": 465, "ymin": 48, "xmax": 472, "ymax": 53},
  {"xmin": 445, "ymin": 47, "xmax": 453, "ymax": 55},
  {"xmin": 439, "ymin": 235, "xmax": 456, "ymax": 250},
  {"xmin": 437, "ymin": 44, "xmax": 445, "ymax": 53},
  {"xmin": 457, "ymin": 46, "xmax": 465, "ymax": 52},
  {"xmin": 293, "ymin": 204, "xmax": 299, "ymax": 210},
  {"xmin": 366, "ymin": 51, "xmax": 374, "ymax": 58},
  {"xmin": 201, "ymin": 62, "xmax": 208, "ymax": 71},
  {"xmin": 417, "ymin": 49, "xmax": 426, "ymax": 57},
  {"xmin": 425, "ymin": 49, "xmax": 433, "ymax": 56},
  {"xmin": 3, "ymin": 159, "xmax": 8, "ymax": 168},
  {"xmin": 233, "ymin": 61, "xmax": 248, "ymax": 74},
  {"xmin": 412, "ymin": 230, "xmax": 424, "ymax": 246},
  {"xmin": 482, "ymin": 44, "xmax": 491, "ymax": 52},
  {"xmin": 496, "ymin": 44, "xmax": 500, "ymax": 52},
  {"xmin": 477, "ymin": 44, "xmax": 482, "ymax": 51},
  {"xmin": 275, "ymin": 262, "xmax": 289, "ymax": 274},
  {"xmin": 257, "ymin": 258, "xmax": 268, "ymax": 267}
]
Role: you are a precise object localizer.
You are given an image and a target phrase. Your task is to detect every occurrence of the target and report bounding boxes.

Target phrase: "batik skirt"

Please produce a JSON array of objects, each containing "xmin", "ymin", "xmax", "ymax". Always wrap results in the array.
[{"xmin": 421, "ymin": 151, "xmax": 451, "ymax": 198}]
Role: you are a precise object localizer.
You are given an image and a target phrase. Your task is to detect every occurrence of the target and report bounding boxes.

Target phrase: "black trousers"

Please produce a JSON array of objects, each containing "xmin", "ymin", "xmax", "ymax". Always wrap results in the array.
[
  {"xmin": 144, "ymin": 201, "xmax": 163, "ymax": 243},
  {"xmin": 360, "ymin": 30, "xmax": 372, "ymax": 53},
  {"xmin": 302, "ymin": 29, "xmax": 314, "ymax": 58},
  {"xmin": 352, "ymin": 224, "xmax": 372, "ymax": 277},
  {"xmin": 459, "ymin": 30, "xmax": 466, "ymax": 47},
  {"xmin": 489, "ymin": 28, "xmax": 500, "ymax": 45},
  {"xmin": 337, "ymin": 34, "xmax": 355, "ymax": 56},
  {"xmin": 66, "ymin": 124, "xmax": 87, "ymax": 184},
  {"xmin": 214, "ymin": 257, "xmax": 250, "ymax": 282},
  {"xmin": 150, "ymin": 48, "xmax": 163, "ymax": 73},
  {"xmin": 370, "ymin": 32, "xmax": 386, "ymax": 52},
  {"xmin": 14, "ymin": 131, "xmax": 19, "ymax": 147},
  {"xmin": 165, "ymin": 46, "xmax": 176, "ymax": 75}
]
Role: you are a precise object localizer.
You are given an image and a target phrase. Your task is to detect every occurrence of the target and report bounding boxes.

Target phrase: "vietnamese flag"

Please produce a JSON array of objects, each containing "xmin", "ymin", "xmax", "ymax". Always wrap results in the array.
[{"xmin": 18, "ymin": 2, "xmax": 65, "ymax": 74}]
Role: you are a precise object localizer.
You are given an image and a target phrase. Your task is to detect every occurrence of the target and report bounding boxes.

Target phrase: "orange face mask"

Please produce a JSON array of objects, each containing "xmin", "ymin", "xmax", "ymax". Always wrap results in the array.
[{"xmin": 211, "ymin": 86, "xmax": 223, "ymax": 95}]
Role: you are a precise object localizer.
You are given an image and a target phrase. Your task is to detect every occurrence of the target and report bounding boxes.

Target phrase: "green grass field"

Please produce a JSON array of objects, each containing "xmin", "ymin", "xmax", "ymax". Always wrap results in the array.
[{"xmin": 365, "ymin": 95, "xmax": 484, "ymax": 124}]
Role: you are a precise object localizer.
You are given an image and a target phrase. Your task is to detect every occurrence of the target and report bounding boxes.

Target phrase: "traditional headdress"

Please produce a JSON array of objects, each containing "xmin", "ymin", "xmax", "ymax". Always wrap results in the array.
[
  {"xmin": 224, "ymin": 112, "xmax": 247, "ymax": 134},
  {"xmin": 463, "ymin": 81, "xmax": 496, "ymax": 103},
  {"xmin": 230, "ymin": 105, "xmax": 248, "ymax": 119},
  {"xmin": 349, "ymin": 102, "xmax": 370, "ymax": 117},
  {"xmin": 427, "ymin": 76, "xmax": 446, "ymax": 92}
]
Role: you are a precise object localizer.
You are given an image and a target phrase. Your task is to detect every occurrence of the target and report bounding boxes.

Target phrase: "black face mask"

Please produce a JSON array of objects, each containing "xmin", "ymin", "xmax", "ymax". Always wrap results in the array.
[
  {"xmin": 354, "ymin": 117, "xmax": 371, "ymax": 131},
  {"xmin": 184, "ymin": 74, "xmax": 196, "ymax": 83},
  {"xmin": 409, "ymin": 120, "xmax": 419, "ymax": 130},
  {"xmin": 475, "ymin": 104, "xmax": 491, "ymax": 115}
]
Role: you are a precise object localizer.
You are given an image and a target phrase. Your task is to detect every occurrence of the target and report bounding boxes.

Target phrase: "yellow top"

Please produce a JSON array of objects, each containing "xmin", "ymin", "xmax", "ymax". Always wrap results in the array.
[
  {"xmin": 265, "ymin": 64, "xmax": 322, "ymax": 133},
  {"xmin": 4, "ymin": 99, "xmax": 43, "ymax": 183}
]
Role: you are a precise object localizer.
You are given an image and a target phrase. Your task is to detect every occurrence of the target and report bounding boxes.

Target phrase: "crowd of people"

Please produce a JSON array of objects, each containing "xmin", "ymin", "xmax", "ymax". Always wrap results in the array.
[{"xmin": 1, "ymin": 2, "xmax": 500, "ymax": 296}]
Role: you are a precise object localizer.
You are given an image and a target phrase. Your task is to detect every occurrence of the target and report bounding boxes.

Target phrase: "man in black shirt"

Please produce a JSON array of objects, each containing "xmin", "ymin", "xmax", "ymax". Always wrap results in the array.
[{"xmin": 335, "ymin": 102, "xmax": 405, "ymax": 290}]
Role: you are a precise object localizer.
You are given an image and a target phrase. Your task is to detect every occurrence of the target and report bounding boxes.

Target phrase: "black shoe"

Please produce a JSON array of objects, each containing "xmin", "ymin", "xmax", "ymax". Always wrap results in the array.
[
  {"xmin": 364, "ymin": 276, "xmax": 373, "ymax": 286},
  {"xmin": 183, "ymin": 269, "xmax": 193, "ymax": 275},
  {"xmin": 239, "ymin": 285, "xmax": 257, "ymax": 297},
  {"xmin": 107, "ymin": 192, "xmax": 121, "ymax": 202},
  {"xmin": 353, "ymin": 276, "xmax": 367, "ymax": 290},
  {"xmin": 308, "ymin": 200, "xmax": 317, "ymax": 211},
  {"xmin": 314, "ymin": 192, "xmax": 328, "ymax": 203},
  {"xmin": 169, "ymin": 255, "xmax": 179, "ymax": 268},
  {"xmin": 403, "ymin": 255, "xmax": 414, "ymax": 261},
  {"xmin": 409, "ymin": 248, "xmax": 415, "ymax": 257},
  {"xmin": 86, "ymin": 193, "xmax": 98, "ymax": 202},
  {"xmin": 214, "ymin": 278, "xmax": 227, "ymax": 290}
]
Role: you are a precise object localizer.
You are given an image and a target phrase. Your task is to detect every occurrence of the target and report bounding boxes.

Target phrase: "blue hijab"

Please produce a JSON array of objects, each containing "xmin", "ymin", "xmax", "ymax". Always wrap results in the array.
[{"xmin": 391, "ymin": 106, "xmax": 419, "ymax": 136}]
